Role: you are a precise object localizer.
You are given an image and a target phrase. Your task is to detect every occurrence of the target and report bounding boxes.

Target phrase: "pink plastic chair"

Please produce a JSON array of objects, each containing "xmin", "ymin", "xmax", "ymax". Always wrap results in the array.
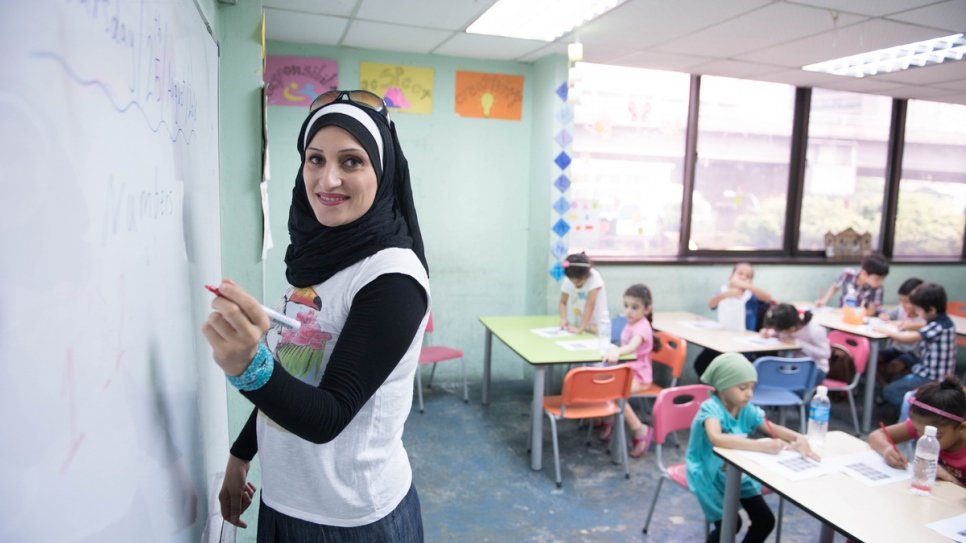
[
  {"xmin": 642, "ymin": 385, "xmax": 784, "ymax": 540},
  {"xmin": 822, "ymin": 330, "xmax": 870, "ymax": 435},
  {"xmin": 415, "ymin": 313, "xmax": 467, "ymax": 413},
  {"xmin": 642, "ymin": 384, "xmax": 713, "ymax": 535}
]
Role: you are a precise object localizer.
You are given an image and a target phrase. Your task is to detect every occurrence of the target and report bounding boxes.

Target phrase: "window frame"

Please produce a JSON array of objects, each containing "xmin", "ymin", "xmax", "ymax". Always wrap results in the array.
[{"xmin": 582, "ymin": 73, "xmax": 965, "ymax": 264}]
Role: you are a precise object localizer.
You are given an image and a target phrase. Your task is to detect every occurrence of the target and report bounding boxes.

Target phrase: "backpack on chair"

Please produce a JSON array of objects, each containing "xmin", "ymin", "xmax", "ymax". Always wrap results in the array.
[{"xmin": 825, "ymin": 345, "xmax": 855, "ymax": 402}]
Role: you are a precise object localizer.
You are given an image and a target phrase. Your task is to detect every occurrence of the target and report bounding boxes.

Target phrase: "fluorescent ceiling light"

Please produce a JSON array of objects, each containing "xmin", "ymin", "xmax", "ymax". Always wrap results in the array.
[
  {"xmin": 466, "ymin": 0, "xmax": 627, "ymax": 42},
  {"xmin": 802, "ymin": 33, "xmax": 966, "ymax": 78}
]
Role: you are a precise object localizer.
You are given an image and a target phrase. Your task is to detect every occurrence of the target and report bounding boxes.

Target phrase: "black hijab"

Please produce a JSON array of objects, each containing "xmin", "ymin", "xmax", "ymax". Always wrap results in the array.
[{"xmin": 285, "ymin": 100, "xmax": 427, "ymax": 288}]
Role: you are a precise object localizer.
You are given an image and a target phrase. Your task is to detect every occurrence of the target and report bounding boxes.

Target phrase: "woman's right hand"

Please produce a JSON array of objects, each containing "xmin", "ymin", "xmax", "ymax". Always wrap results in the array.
[
  {"xmin": 202, "ymin": 279, "xmax": 271, "ymax": 377},
  {"xmin": 220, "ymin": 454, "xmax": 256, "ymax": 528},
  {"xmin": 602, "ymin": 348, "xmax": 619, "ymax": 364}
]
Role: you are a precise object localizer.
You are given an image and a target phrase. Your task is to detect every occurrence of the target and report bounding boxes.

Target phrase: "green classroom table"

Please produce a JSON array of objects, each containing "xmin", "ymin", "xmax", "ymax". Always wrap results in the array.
[{"xmin": 479, "ymin": 315, "xmax": 632, "ymax": 471}]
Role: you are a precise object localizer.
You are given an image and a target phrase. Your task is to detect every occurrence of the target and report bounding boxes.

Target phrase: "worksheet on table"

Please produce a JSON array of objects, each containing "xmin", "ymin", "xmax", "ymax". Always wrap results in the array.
[{"xmin": 531, "ymin": 327, "xmax": 575, "ymax": 339}]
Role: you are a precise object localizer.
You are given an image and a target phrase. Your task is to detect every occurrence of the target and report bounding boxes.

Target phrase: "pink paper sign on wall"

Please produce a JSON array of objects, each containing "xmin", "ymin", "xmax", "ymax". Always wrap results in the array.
[{"xmin": 264, "ymin": 55, "xmax": 338, "ymax": 107}]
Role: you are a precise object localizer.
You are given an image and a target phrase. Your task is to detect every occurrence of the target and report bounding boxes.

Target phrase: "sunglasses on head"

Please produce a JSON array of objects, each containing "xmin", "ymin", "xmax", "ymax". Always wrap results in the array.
[{"xmin": 310, "ymin": 89, "xmax": 389, "ymax": 117}]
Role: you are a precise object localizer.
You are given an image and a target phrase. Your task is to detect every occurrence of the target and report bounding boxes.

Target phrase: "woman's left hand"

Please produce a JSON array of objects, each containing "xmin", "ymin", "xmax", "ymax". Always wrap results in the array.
[{"xmin": 201, "ymin": 279, "xmax": 270, "ymax": 376}]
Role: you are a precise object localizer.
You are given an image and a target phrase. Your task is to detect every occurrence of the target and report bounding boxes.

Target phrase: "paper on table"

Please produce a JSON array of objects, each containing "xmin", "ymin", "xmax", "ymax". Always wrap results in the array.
[
  {"xmin": 531, "ymin": 326, "xmax": 575, "ymax": 339},
  {"xmin": 556, "ymin": 339, "xmax": 603, "ymax": 352},
  {"xmin": 734, "ymin": 336, "xmax": 786, "ymax": 348},
  {"xmin": 826, "ymin": 449, "xmax": 911, "ymax": 486},
  {"xmin": 927, "ymin": 513, "xmax": 966, "ymax": 543},
  {"xmin": 734, "ymin": 446, "xmax": 835, "ymax": 481},
  {"xmin": 682, "ymin": 320, "xmax": 723, "ymax": 330}
]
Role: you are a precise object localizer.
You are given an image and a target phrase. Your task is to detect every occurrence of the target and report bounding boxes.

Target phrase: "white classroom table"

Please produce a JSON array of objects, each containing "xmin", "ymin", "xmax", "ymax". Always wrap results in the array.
[
  {"xmin": 652, "ymin": 311, "xmax": 800, "ymax": 353},
  {"xmin": 715, "ymin": 431, "xmax": 966, "ymax": 543}
]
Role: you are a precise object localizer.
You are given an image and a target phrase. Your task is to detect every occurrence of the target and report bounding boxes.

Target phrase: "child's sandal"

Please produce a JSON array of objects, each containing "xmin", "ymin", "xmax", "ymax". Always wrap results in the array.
[{"xmin": 629, "ymin": 426, "xmax": 654, "ymax": 458}]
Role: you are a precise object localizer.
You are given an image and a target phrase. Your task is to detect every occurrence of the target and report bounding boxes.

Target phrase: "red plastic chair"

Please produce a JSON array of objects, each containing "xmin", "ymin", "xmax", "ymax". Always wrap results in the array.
[
  {"xmin": 642, "ymin": 385, "xmax": 784, "ymax": 539},
  {"xmin": 822, "ymin": 330, "xmax": 871, "ymax": 435},
  {"xmin": 542, "ymin": 365, "xmax": 634, "ymax": 488},
  {"xmin": 415, "ymin": 313, "xmax": 466, "ymax": 413}
]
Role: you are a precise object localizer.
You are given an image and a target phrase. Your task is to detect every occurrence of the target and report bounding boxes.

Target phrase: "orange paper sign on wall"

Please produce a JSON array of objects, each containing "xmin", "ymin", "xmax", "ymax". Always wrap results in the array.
[{"xmin": 455, "ymin": 71, "xmax": 524, "ymax": 120}]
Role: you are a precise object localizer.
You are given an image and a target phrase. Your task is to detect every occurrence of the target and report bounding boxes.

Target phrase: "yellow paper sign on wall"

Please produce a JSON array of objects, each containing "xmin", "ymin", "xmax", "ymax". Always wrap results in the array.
[
  {"xmin": 455, "ymin": 71, "xmax": 524, "ymax": 120},
  {"xmin": 359, "ymin": 62, "xmax": 434, "ymax": 115}
]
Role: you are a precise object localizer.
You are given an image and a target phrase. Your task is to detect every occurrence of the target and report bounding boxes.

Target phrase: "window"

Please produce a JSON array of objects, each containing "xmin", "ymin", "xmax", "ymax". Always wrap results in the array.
[
  {"xmin": 894, "ymin": 100, "xmax": 966, "ymax": 258},
  {"xmin": 565, "ymin": 65, "xmax": 966, "ymax": 262},
  {"xmin": 568, "ymin": 63, "xmax": 689, "ymax": 257},
  {"xmin": 690, "ymin": 77, "xmax": 795, "ymax": 251},
  {"xmin": 799, "ymin": 89, "xmax": 891, "ymax": 251}
]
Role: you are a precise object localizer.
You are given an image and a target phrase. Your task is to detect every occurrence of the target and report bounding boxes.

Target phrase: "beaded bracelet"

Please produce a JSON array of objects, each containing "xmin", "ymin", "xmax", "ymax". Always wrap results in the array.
[{"xmin": 227, "ymin": 343, "xmax": 275, "ymax": 391}]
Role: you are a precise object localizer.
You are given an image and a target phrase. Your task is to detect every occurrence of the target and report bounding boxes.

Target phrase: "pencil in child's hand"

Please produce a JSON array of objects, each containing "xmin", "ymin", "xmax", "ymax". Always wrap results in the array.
[{"xmin": 879, "ymin": 421, "xmax": 903, "ymax": 457}]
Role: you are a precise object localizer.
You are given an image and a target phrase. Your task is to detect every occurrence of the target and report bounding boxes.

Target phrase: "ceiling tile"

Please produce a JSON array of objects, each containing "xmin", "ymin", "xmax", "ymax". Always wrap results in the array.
[
  {"xmin": 265, "ymin": 9, "xmax": 348, "ymax": 46},
  {"xmin": 356, "ymin": 0, "xmax": 491, "ymax": 30},
  {"xmin": 608, "ymin": 50, "xmax": 710, "ymax": 71},
  {"xmin": 886, "ymin": 0, "xmax": 966, "ymax": 32},
  {"xmin": 658, "ymin": 2, "xmax": 864, "ymax": 58},
  {"xmin": 434, "ymin": 33, "xmax": 548, "ymax": 60},
  {"xmin": 689, "ymin": 59, "xmax": 787, "ymax": 78},
  {"xmin": 788, "ymin": 0, "xmax": 939, "ymax": 17},
  {"xmin": 342, "ymin": 20, "xmax": 453, "ymax": 53},
  {"xmin": 574, "ymin": 0, "xmax": 771, "ymax": 50},
  {"xmin": 882, "ymin": 84, "xmax": 962, "ymax": 99},
  {"xmin": 736, "ymin": 19, "xmax": 950, "ymax": 66},
  {"xmin": 263, "ymin": 0, "xmax": 359, "ymax": 17},
  {"xmin": 934, "ymin": 78, "xmax": 966, "ymax": 91}
]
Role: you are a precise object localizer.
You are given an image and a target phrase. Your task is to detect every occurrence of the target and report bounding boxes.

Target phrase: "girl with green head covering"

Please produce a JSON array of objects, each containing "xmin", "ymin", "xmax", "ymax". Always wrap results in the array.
[{"xmin": 686, "ymin": 353, "xmax": 820, "ymax": 542}]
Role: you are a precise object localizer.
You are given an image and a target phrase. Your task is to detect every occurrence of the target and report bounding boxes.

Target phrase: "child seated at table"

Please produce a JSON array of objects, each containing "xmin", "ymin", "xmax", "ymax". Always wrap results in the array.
[
  {"xmin": 876, "ymin": 282, "xmax": 958, "ymax": 411},
  {"xmin": 815, "ymin": 253, "xmax": 889, "ymax": 316},
  {"xmin": 558, "ymin": 252, "xmax": 610, "ymax": 335},
  {"xmin": 875, "ymin": 277, "xmax": 924, "ymax": 387},
  {"xmin": 694, "ymin": 262, "xmax": 773, "ymax": 376},
  {"xmin": 868, "ymin": 375, "xmax": 966, "ymax": 486},
  {"xmin": 601, "ymin": 284, "xmax": 658, "ymax": 457},
  {"xmin": 760, "ymin": 303, "xmax": 831, "ymax": 387},
  {"xmin": 687, "ymin": 353, "xmax": 819, "ymax": 543}
]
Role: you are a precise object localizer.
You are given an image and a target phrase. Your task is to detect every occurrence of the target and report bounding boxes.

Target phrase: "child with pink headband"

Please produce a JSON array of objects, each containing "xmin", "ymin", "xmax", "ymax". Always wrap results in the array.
[{"xmin": 869, "ymin": 376, "xmax": 966, "ymax": 486}]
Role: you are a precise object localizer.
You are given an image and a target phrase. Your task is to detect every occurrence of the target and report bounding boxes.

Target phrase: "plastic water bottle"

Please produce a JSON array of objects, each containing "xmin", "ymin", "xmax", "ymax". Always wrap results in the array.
[
  {"xmin": 911, "ymin": 425, "xmax": 940, "ymax": 496},
  {"xmin": 843, "ymin": 291, "xmax": 859, "ymax": 308},
  {"xmin": 807, "ymin": 386, "xmax": 830, "ymax": 448},
  {"xmin": 598, "ymin": 318, "xmax": 612, "ymax": 352}
]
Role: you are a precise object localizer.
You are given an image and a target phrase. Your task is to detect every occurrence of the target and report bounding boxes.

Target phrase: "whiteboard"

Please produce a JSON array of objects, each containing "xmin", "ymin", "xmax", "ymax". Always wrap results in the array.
[{"xmin": 0, "ymin": 1, "xmax": 226, "ymax": 541}]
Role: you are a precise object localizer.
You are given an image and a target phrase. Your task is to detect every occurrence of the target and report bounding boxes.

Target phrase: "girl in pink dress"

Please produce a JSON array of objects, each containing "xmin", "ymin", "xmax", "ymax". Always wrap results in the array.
[{"xmin": 602, "ymin": 284, "xmax": 659, "ymax": 457}]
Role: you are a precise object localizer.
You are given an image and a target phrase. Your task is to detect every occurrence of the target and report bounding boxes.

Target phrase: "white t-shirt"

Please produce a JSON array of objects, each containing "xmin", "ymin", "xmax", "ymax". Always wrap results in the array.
[
  {"xmin": 257, "ymin": 248, "xmax": 430, "ymax": 527},
  {"xmin": 716, "ymin": 285, "xmax": 753, "ymax": 332},
  {"xmin": 561, "ymin": 268, "xmax": 610, "ymax": 332}
]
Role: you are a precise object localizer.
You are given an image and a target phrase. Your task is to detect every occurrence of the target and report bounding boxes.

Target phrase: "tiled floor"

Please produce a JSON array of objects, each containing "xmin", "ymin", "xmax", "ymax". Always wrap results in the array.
[{"xmin": 404, "ymin": 378, "xmax": 876, "ymax": 542}]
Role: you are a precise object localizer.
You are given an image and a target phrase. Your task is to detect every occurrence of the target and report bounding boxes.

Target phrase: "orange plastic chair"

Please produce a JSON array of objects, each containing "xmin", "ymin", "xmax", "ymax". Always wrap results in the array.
[
  {"xmin": 415, "ymin": 313, "xmax": 466, "ymax": 413},
  {"xmin": 822, "ymin": 330, "xmax": 870, "ymax": 435},
  {"xmin": 631, "ymin": 331, "xmax": 688, "ymax": 398},
  {"xmin": 542, "ymin": 365, "xmax": 634, "ymax": 488},
  {"xmin": 642, "ymin": 385, "xmax": 784, "ymax": 539},
  {"xmin": 948, "ymin": 301, "xmax": 966, "ymax": 349}
]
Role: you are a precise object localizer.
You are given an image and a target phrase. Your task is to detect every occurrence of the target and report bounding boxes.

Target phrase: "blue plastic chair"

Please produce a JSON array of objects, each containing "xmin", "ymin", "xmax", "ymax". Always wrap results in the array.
[
  {"xmin": 752, "ymin": 357, "xmax": 817, "ymax": 433},
  {"xmin": 610, "ymin": 315, "xmax": 627, "ymax": 345}
]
